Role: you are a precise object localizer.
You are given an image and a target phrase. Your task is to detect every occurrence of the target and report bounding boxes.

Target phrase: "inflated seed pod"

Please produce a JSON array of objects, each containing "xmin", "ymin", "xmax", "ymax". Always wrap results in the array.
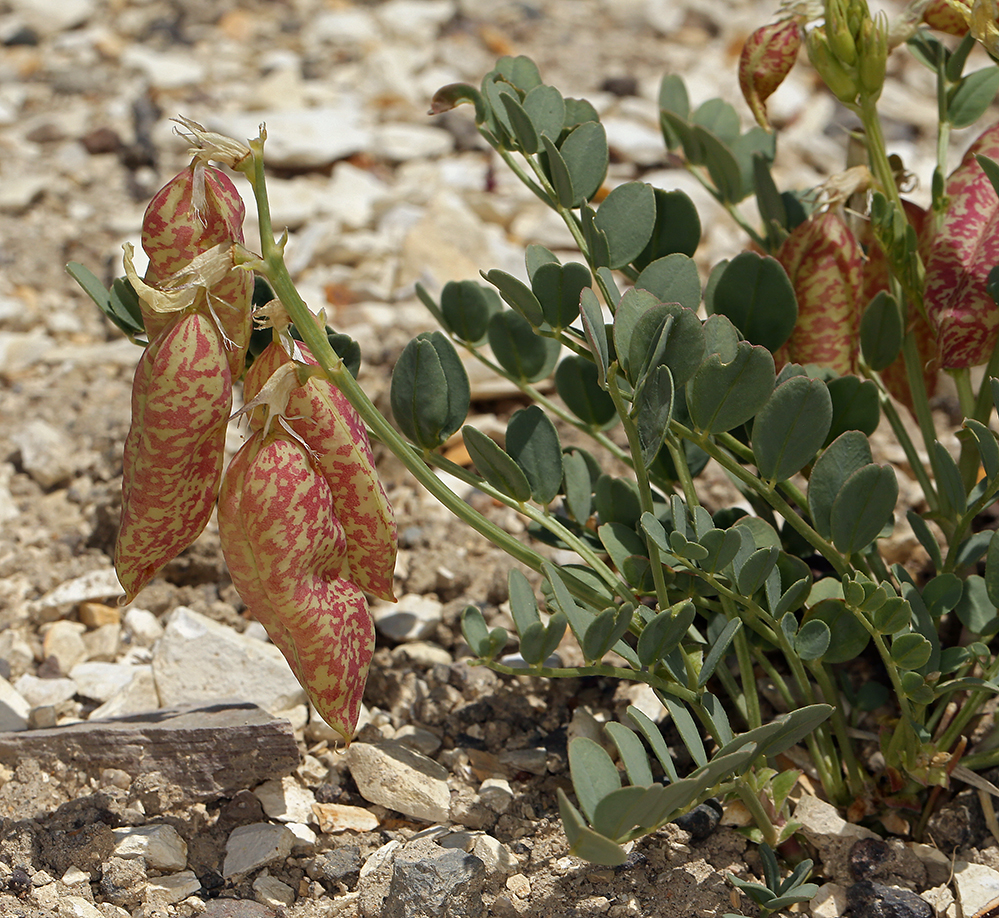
[
  {"xmin": 860, "ymin": 200, "xmax": 938, "ymax": 409},
  {"xmin": 776, "ymin": 211, "xmax": 863, "ymax": 376},
  {"xmin": 925, "ymin": 121, "xmax": 999, "ymax": 369},
  {"xmin": 116, "ymin": 311, "xmax": 231, "ymax": 602},
  {"xmin": 739, "ymin": 18, "xmax": 802, "ymax": 130},
  {"xmin": 923, "ymin": 0, "xmax": 970, "ymax": 35},
  {"xmin": 218, "ymin": 429, "xmax": 375, "ymax": 744},
  {"xmin": 243, "ymin": 341, "xmax": 397, "ymax": 601},
  {"xmin": 140, "ymin": 162, "xmax": 252, "ymax": 377}
]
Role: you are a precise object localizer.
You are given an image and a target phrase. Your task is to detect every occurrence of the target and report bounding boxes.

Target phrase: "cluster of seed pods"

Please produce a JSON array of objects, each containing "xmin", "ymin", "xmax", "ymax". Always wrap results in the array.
[
  {"xmin": 116, "ymin": 161, "xmax": 250, "ymax": 603},
  {"xmin": 220, "ymin": 334, "xmax": 397, "ymax": 742},
  {"xmin": 117, "ymin": 152, "xmax": 397, "ymax": 742}
]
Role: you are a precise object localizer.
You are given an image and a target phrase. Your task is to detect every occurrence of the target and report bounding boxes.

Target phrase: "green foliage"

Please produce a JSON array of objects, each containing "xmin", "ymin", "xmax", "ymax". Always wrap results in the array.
[
  {"xmin": 76, "ymin": 22, "xmax": 999, "ymax": 917},
  {"xmin": 412, "ymin": 45, "xmax": 999, "ymax": 885}
]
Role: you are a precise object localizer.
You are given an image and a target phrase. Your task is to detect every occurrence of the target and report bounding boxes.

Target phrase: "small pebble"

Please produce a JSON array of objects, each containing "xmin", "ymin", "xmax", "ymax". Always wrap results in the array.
[
  {"xmin": 672, "ymin": 799, "xmax": 722, "ymax": 841},
  {"xmin": 506, "ymin": 873, "xmax": 531, "ymax": 898},
  {"xmin": 846, "ymin": 880, "xmax": 933, "ymax": 918},
  {"xmin": 850, "ymin": 837, "xmax": 893, "ymax": 881}
]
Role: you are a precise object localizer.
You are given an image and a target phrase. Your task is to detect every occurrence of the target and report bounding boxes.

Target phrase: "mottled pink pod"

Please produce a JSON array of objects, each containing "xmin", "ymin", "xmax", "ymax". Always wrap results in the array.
[
  {"xmin": 218, "ymin": 430, "xmax": 375, "ymax": 744},
  {"xmin": 116, "ymin": 312, "xmax": 232, "ymax": 602},
  {"xmin": 739, "ymin": 18, "xmax": 802, "ymax": 130},
  {"xmin": 244, "ymin": 341, "xmax": 397, "ymax": 601},
  {"xmin": 776, "ymin": 212, "xmax": 863, "ymax": 376},
  {"xmin": 861, "ymin": 201, "xmax": 938, "ymax": 409},
  {"xmin": 140, "ymin": 162, "xmax": 252, "ymax": 376},
  {"xmin": 925, "ymin": 122, "xmax": 999, "ymax": 369},
  {"xmin": 923, "ymin": 0, "xmax": 971, "ymax": 34}
]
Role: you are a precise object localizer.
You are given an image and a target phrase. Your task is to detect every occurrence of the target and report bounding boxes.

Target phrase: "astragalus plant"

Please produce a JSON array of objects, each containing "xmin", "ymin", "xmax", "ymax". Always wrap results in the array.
[{"xmin": 71, "ymin": 0, "xmax": 999, "ymax": 888}]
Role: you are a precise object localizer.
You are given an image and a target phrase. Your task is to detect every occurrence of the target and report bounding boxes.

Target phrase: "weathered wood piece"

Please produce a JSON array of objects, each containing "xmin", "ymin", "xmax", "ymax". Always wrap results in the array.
[{"xmin": 0, "ymin": 701, "xmax": 300, "ymax": 807}]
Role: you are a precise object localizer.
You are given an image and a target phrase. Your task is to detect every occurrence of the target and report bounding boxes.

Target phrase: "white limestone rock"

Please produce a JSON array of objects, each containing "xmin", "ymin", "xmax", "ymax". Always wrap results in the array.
[
  {"xmin": 113, "ymin": 824, "xmax": 188, "ymax": 871},
  {"xmin": 347, "ymin": 741, "xmax": 451, "ymax": 823},
  {"xmin": 152, "ymin": 606, "xmax": 306, "ymax": 715}
]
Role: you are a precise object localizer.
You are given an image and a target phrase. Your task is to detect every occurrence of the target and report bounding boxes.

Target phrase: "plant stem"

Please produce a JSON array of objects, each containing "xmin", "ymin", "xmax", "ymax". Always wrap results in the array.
[
  {"xmin": 953, "ymin": 367, "xmax": 982, "ymax": 491},
  {"xmin": 752, "ymin": 648, "xmax": 841, "ymax": 801},
  {"xmin": 672, "ymin": 422, "xmax": 851, "ymax": 575},
  {"xmin": 737, "ymin": 781, "xmax": 779, "ymax": 848},
  {"xmin": 867, "ymin": 369, "xmax": 939, "ymax": 512},
  {"xmin": 459, "ymin": 340, "xmax": 633, "ymax": 465},
  {"xmin": 733, "ymin": 624, "xmax": 762, "ymax": 730},
  {"xmin": 424, "ymin": 451, "xmax": 634, "ymax": 602},
  {"xmin": 606, "ymin": 365, "xmax": 672, "ymax": 611},
  {"xmin": 241, "ymin": 134, "xmax": 619, "ymax": 610},
  {"xmin": 685, "ymin": 164, "xmax": 768, "ymax": 250},
  {"xmin": 484, "ymin": 659, "xmax": 700, "ymax": 704},
  {"xmin": 808, "ymin": 661, "xmax": 867, "ymax": 795},
  {"xmin": 936, "ymin": 687, "xmax": 989, "ymax": 754}
]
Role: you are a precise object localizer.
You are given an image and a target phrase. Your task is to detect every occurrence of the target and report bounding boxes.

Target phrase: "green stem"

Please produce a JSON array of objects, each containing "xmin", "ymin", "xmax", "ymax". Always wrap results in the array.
[
  {"xmin": 859, "ymin": 96, "xmax": 904, "ymax": 214},
  {"xmin": 868, "ymin": 630, "xmax": 920, "ymax": 766},
  {"xmin": 424, "ymin": 451, "xmax": 634, "ymax": 601},
  {"xmin": 606, "ymin": 365, "xmax": 672, "ymax": 611},
  {"xmin": 672, "ymin": 423, "xmax": 850, "ymax": 574},
  {"xmin": 972, "ymin": 344, "xmax": 999, "ymax": 424},
  {"xmin": 866, "ymin": 368, "xmax": 939, "ymax": 512},
  {"xmin": 685, "ymin": 164, "xmax": 768, "ymax": 250},
  {"xmin": 666, "ymin": 437, "xmax": 700, "ymax": 510},
  {"xmin": 901, "ymin": 328, "xmax": 949, "ymax": 507},
  {"xmin": 752, "ymin": 648, "xmax": 841, "ymax": 801},
  {"xmin": 943, "ymin": 473, "xmax": 999, "ymax": 570},
  {"xmin": 738, "ymin": 781, "xmax": 779, "ymax": 848},
  {"xmin": 485, "ymin": 659, "xmax": 700, "ymax": 704},
  {"xmin": 808, "ymin": 661, "xmax": 867, "ymax": 795},
  {"xmin": 936, "ymin": 687, "xmax": 989, "ymax": 753},
  {"xmin": 460, "ymin": 341, "xmax": 632, "ymax": 465},
  {"xmin": 242, "ymin": 136, "xmax": 619, "ymax": 611},
  {"xmin": 952, "ymin": 367, "xmax": 982, "ymax": 492},
  {"xmin": 733, "ymin": 624, "xmax": 761, "ymax": 730}
]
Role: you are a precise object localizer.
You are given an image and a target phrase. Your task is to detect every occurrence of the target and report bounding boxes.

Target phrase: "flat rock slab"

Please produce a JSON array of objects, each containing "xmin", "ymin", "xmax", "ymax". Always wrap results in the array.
[{"xmin": 0, "ymin": 701, "xmax": 299, "ymax": 806}]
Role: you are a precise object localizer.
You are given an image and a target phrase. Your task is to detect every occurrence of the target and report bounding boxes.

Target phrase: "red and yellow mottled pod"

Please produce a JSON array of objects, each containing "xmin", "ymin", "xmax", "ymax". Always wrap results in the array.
[
  {"xmin": 116, "ymin": 311, "xmax": 232, "ymax": 602},
  {"xmin": 141, "ymin": 162, "xmax": 252, "ymax": 376},
  {"xmin": 776, "ymin": 212, "xmax": 863, "ymax": 376},
  {"xmin": 923, "ymin": 0, "xmax": 971, "ymax": 34},
  {"xmin": 739, "ymin": 18, "xmax": 802, "ymax": 130},
  {"xmin": 860, "ymin": 201, "xmax": 938, "ymax": 409},
  {"xmin": 244, "ymin": 341, "xmax": 397, "ymax": 601},
  {"xmin": 925, "ymin": 122, "xmax": 999, "ymax": 369},
  {"xmin": 218, "ymin": 430, "xmax": 375, "ymax": 744}
]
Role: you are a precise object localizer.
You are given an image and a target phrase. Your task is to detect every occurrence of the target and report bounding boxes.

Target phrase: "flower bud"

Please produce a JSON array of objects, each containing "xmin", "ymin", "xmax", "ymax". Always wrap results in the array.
[
  {"xmin": 739, "ymin": 18, "xmax": 803, "ymax": 130},
  {"xmin": 806, "ymin": 28, "xmax": 860, "ymax": 105},
  {"xmin": 827, "ymin": 0, "xmax": 860, "ymax": 64},
  {"xmin": 858, "ymin": 12, "xmax": 889, "ymax": 99},
  {"xmin": 925, "ymin": 121, "xmax": 999, "ymax": 369},
  {"xmin": 776, "ymin": 211, "xmax": 863, "ymax": 376}
]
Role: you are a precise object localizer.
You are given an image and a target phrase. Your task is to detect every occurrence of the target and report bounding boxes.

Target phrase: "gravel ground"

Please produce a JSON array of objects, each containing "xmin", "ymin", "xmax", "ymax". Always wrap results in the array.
[{"xmin": 2, "ymin": 1, "xmax": 999, "ymax": 916}]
